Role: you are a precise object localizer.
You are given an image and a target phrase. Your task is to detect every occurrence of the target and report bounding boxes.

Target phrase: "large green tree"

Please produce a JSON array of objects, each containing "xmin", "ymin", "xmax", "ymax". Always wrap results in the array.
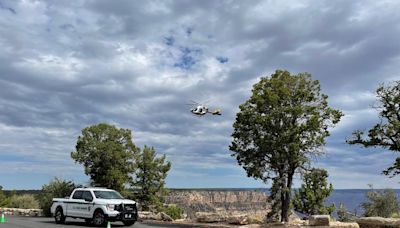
[
  {"xmin": 230, "ymin": 70, "xmax": 342, "ymax": 222},
  {"xmin": 293, "ymin": 168, "xmax": 335, "ymax": 216},
  {"xmin": 348, "ymin": 81, "xmax": 400, "ymax": 176},
  {"xmin": 71, "ymin": 123, "xmax": 139, "ymax": 192},
  {"xmin": 132, "ymin": 145, "xmax": 171, "ymax": 210}
]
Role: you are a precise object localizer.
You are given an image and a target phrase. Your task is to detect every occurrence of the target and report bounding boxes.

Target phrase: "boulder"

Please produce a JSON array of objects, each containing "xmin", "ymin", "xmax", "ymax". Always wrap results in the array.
[
  {"xmin": 226, "ymin": 214, "xmax": 249, "ymax": 225},
  {"xmin": 0, "ymin": 208, "xmax": 43, "ymax": 217},
  {"xmin": 196, "ymin": 212, "xmax": 225, "ymax": 223},
  {"xmin": 247, "ymin": 214, "xmax": 265, "ymax": 224},
  {"xmin": 289, "ymin": 218, "xmax": 306, "ymax": 226},
  {"xmin": 357, "ymin": 217, "xmax": 400, "ymax": 228},
  {"xmin": 138, "ymin": 211, "xmax": 162, "ymax": 220},
  {"xmin": 138, "ymin": 211, "xmax": 152, "ymax": 220},
  {"xmin": 154, "ymin": 212, "xmax": 163, "ymax": 220},
  {"xmin": 309, "ymin": 215, "xmax": 330, "ymax": 226},
  {"xmin": 160, "ymin": 212, "xmax": 173, "ymax": 221},
  {"xmin": 330, "ymin": 221, "xmax": 359, "ymax": 228}
]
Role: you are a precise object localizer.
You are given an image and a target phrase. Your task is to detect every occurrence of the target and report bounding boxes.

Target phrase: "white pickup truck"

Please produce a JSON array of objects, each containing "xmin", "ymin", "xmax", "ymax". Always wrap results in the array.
[{"xmin": 50, "ymin": 187, "xmax": 138, "ymax": 226}]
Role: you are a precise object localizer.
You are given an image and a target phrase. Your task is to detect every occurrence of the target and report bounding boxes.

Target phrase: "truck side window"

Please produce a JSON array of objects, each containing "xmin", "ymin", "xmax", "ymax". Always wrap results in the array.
[
  {"xmin": 82, "ymin": 191, "xmax": 93, "ymax": 201},
  {"xmin": 72, "ymin": 190, "xmax": 83, "ymax": 199}
]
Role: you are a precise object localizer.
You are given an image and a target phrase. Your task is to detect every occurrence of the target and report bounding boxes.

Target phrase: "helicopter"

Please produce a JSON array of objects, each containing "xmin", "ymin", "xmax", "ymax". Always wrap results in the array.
[{"xmin": 188, "ymin": 100, "xmax": 221, "ymax": 116}]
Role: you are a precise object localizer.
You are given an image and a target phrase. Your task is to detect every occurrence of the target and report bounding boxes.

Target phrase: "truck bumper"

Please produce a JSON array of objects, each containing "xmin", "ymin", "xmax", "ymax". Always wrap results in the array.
[
  {"xmin": 107, "ymin": 212, "xmax": 138, "ymax": 222},
  {"xmin": 106, "ymin": 204, "xmax": 138, "ymax": 222}
]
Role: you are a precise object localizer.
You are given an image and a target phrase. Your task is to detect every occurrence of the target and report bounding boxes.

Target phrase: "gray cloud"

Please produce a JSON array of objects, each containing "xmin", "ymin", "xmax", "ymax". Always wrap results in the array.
[{"xmin": 0, "ymin": 0, "xmax": 400, "ymax": 189}]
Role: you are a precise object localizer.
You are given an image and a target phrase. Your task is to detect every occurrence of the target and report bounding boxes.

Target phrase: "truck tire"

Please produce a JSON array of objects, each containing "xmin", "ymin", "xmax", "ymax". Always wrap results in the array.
[
  {"xmin": 122, "ymin": 220, "xmax": 136, "ymax": 226},
  {"xmin": 92, "ymin": 209, "xmax": 106, "ymax": 227},
  {"xmin": 54, "ymin": 207, "xmax": 66, "ymax": 224}
]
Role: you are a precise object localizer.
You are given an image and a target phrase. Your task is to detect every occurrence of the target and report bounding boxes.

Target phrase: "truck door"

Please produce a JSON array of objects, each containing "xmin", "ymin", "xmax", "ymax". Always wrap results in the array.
[
  {"xmin": 68, "ymin": 190, "xmax": 85, "ymax": 217},
  {"xmin": 81, "ymin": 191, "xmax": 94, "ymax": 218}
]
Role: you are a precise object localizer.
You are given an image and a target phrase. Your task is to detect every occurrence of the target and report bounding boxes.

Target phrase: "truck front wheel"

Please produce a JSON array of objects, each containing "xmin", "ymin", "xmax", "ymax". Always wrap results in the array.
[
  {"xmin": 92, "ymin": 210, "xmax": 106, "ymax": 226},
  {"xmin": 54, "ymin": 207, "xmax": 66, "ymax": 224}
]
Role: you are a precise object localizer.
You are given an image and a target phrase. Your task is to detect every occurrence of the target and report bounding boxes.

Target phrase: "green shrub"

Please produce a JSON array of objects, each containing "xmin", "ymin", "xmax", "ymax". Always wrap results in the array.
[
  {"xmin": 37, "ymin": 178, "xmax": 76, "ymax": 217},
  {"xmin": 361, "ymin": 186, "xmax": 399, "ymax": 218},
  {"xmin": 0, "ymin": 198, "xmax": 10, "ymax": 207},
  {"xmin": 163, "ymin": 204, "xmax": 183, "ymax": 220},
  {"xmin": 0, "ymin": 186, "xmax": 10, "ymax": 207},
  {"xmin": 391, "ymin": 213, "xmax": 400, "ymax": 218},
  {"xmin": 9, "ymin": 194, "xmax": 39, "ymax": 209},
  {"xmin": 337, "ymin": 202, "xmax": 350, "ymax": 222}
]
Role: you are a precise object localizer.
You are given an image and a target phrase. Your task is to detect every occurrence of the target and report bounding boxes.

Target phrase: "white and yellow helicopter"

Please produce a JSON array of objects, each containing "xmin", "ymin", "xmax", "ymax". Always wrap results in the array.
[{"xmin": 188, "ymin": 100, "xmax": 221, "ymax": 116}]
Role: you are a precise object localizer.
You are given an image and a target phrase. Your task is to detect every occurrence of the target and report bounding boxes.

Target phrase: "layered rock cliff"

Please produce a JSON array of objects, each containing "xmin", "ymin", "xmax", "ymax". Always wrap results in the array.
[{"xmin": 165, "ymin": 190, "xmax": 270, "ymax": 218}]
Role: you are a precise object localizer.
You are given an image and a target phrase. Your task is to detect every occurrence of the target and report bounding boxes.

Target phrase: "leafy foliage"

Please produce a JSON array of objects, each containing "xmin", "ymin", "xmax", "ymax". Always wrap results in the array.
[
  {"xmin": 337, "ymin": 202, "xmax": 350, "ymax": 222},
  {"xmin": 132, "ymin": 146, "xmax": 171, "ymax": 211},
  {"xmin": 361, "ymin": 186, "xmax": 399, "ymax": 218},
  {"xmin": 266, "ymin": 176, "xmax": 285, "ymax": 221},
  {"xmin": 9, "ymin": 194, "xmax": 39, "ymax": 209},
  {"xmin": 163, "ymin": 204, "xmax": 183, "ymax": 220},
  {"xmin": 3, "ymin": 190, "xmax": 41, "ymax": 196},
  {"xmin": 71, "ymin": 123, "xmax": 139, "ymax": 192},
  {"xmin": 230, "ymin": 70, "xmax": 342, "ymax": 222},
  {"xmin": 37, "ymin": 178, "xmax": 76, "ymax": 216},
  {"xmin": 0, "ymin": 186, "xmax": 10, "ymax": 207},
  {"xmin": 293, "ymin": 168, "xmax": 335, "ymax": 216},
  {"xmin": 348, "ymin": 81, "xmax": 400, "ymax": 176}
]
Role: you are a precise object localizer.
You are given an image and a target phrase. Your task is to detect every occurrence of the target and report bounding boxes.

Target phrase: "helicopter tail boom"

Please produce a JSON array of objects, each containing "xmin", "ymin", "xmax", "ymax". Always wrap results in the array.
[{"xmin": 212, "ymin": 108, "xmax": 221, "ymax": 115}]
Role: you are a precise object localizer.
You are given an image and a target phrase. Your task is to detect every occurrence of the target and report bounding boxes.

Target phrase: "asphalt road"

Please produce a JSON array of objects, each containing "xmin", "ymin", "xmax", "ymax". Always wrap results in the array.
[{"xmin": 0, "ymin": 216, "xmax": 198, "ymax": 228}]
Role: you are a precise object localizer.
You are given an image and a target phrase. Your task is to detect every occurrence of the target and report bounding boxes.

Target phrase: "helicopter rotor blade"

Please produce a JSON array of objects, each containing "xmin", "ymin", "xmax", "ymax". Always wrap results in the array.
[{"xmin": 189, "ymin": 100, "xmax": 201, "ymax": 106}]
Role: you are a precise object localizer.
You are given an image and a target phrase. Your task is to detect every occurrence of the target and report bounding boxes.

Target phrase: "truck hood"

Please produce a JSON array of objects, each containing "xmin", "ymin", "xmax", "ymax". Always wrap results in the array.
[{"xmin": 94, "ymin": 199, "xmax": 136, "ymax": 205}]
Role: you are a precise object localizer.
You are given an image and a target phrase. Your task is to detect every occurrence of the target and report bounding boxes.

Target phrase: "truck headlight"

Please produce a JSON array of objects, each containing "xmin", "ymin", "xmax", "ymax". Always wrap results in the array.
[{"xmin": 107, "ymin": 204, "xmax": 117, "ymax": 211}]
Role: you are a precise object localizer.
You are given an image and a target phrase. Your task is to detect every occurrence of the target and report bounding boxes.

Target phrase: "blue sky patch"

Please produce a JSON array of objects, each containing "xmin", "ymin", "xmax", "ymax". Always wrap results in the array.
[
  {"xmin": 174, "ymin": 55, "xmax": 196, "ymax": 70},
  {"xmin": 186, "ymin": 27, "xmax": 193, "ymax": 36},
  {"xmin": 216, "ymin": 56, "xmax": 229, "ymax": 64},
  {"xmin": 164, "ymin": 36, "xmax": 175, "ymax": 46},
  {"xmin": 173, "ymin": 47, "xmax": 202, "ymax": 70}
]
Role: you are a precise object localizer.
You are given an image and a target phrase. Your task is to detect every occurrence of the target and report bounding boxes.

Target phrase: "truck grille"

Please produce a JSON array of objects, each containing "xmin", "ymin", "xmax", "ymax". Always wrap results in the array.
[{"xmin": 124, "ymin": 204, "xmax": 136, "ymax": 212}]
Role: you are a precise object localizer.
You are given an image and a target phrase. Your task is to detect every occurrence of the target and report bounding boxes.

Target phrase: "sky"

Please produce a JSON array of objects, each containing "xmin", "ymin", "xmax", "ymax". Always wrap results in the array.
[{"xmin": 1, "ymin": 0, "xmax": 400, "ymax": 190}]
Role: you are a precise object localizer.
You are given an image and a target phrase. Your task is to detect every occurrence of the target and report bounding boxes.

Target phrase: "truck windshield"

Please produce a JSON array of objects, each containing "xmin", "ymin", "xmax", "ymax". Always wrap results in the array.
[{"xmin": 93, "ymin": 190, "xmax": 123, "ymax": 199}]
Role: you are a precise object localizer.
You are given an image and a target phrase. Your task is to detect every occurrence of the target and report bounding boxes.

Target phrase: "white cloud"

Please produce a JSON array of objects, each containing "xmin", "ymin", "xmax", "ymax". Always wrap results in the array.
[{"xmin": 1, "ymin": 0, "xmax": 400, "ymax": 189}]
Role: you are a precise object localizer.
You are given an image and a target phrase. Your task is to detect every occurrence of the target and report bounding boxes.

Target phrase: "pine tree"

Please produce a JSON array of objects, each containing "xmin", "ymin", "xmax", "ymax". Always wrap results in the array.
[
  {"xmin": 132, "ymin": 146, "xmax": 171, "ymax": 210},
  {"xmin": 293, "ymin": 168, "xmax": 335, "ymax": 216}
]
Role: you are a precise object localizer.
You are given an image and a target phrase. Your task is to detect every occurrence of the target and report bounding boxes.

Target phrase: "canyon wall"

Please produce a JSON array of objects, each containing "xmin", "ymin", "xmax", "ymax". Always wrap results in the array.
[{"xmin": 165, "ymin": 190, "xmax": 270, "ymax": 218}]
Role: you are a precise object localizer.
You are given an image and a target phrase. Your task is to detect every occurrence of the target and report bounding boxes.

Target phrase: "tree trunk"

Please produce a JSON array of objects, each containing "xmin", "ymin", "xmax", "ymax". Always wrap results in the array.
[
  {"xmin": 280, "ymin": 187, "xmax": 286, "ymax": 221},
  {"xmin": 281, "ymin": 170, "xmax": 294, "ymax": 222}
]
